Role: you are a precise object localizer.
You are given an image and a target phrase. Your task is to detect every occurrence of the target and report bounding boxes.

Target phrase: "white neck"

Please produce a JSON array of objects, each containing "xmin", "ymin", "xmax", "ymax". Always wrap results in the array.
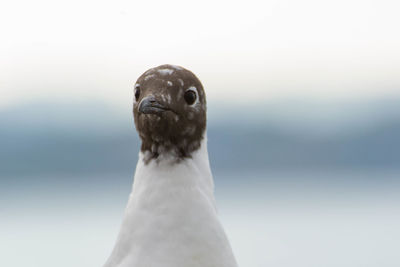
[
  {"xmin": 104, "ymin": 136, "xmax": 237, "ymax": 267},
  {"xmin": 132, "ymin": 136, "xmax": 215, "ymax": 206}
]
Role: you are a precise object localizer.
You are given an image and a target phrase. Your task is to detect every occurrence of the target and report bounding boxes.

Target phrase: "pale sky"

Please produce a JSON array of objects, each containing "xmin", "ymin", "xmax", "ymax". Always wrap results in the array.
[{"xmin": 1, "ymin": 0, "xmax": 399, "ymax": 108}]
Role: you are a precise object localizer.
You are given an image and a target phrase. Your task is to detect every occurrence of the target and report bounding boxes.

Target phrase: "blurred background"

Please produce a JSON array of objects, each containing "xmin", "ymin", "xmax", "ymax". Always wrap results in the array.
[{"xmin": 1, "ymin": 0, "xmax": 400, "ymax": 266}]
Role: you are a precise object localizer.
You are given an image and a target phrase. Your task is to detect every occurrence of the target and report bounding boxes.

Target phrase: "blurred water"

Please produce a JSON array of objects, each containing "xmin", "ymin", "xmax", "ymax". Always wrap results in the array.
[{"xmin": 1, "ymin": 170, "xmax": 399, "ymax": 267}]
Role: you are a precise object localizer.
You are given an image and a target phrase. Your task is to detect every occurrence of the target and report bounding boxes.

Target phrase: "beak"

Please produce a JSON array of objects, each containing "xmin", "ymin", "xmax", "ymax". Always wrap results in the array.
[{"xmin": 138, "ymin": 96, "xmax": 168, "ymax": 115}]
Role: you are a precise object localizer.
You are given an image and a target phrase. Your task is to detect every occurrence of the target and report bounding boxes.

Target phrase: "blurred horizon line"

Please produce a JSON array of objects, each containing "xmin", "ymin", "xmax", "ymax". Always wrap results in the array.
[{"xmin": 1, "ymin": 97, "xmax": 400, "ymax": 176}]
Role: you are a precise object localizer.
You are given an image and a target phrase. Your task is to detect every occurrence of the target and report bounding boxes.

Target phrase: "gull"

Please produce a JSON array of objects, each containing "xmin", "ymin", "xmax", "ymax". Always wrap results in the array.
[{"xmin": 103, "ymin": 64, "xmax": 238, "ymax": 267}]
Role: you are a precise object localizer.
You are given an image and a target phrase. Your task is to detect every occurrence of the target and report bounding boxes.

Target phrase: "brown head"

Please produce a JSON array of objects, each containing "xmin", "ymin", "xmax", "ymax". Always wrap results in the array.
[{"xmin": 133, "ymin": 64, "xmax": 207, "ymax": 163}]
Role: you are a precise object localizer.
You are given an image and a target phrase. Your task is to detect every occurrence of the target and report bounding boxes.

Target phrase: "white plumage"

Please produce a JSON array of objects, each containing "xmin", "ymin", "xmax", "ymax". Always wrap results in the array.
[{"xmin": 103, "ymin": 137, "xmax": 238, "ymax": 267}]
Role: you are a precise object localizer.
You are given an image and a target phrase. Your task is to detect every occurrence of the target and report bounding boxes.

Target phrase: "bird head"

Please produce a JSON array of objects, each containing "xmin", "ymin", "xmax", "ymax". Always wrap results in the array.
[{"xmin": 133, "ymin": 64, "xmax": 207, "ymax": 162}]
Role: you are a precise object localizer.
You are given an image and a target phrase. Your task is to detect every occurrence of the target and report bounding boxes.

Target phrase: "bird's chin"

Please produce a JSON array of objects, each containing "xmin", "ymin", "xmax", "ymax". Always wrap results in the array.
[
  {"xmin": 138, "ymin": 112, "xmax": 170, "ymax": 128},
  {"xmin": 134, "ymin": 109, "xmax": 181, "ymax": 139}
]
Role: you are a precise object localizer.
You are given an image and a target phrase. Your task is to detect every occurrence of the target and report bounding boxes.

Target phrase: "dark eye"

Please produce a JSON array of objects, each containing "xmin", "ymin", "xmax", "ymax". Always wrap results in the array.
[
  {"xmin": 134, "ymin": 85, "xmax": 140, "ymax": 101},
  {"xmin": 184, "ymin": 90, "xmax": 197, "ymax": 105}
]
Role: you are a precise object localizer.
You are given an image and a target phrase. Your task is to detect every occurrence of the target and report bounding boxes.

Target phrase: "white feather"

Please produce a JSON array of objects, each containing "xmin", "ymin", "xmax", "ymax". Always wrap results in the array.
[{"xmin": 104, "ymin": 136, "xmax": 238, "ymax": 267}]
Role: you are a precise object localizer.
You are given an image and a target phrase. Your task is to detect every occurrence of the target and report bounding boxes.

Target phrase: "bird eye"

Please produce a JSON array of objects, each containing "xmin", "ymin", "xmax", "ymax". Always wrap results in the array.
[
  {"xmin": 134, "ymin": 85, "xmax": 140, "ymax": 101},
  {"xmin": 184, "ymin": 90, "xmax": 197, "ymax": 105}
]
